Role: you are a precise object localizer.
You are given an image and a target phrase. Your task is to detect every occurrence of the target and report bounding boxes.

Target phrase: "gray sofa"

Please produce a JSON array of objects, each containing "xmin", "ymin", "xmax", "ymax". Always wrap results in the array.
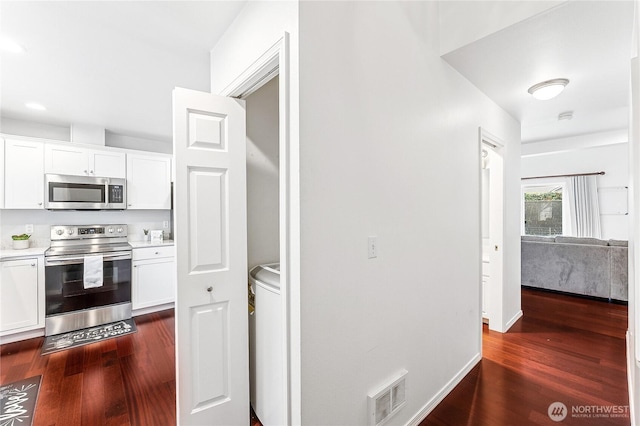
[{"xmin": 521, "ymin": 235, "xmax": 628, "ymax": 301}]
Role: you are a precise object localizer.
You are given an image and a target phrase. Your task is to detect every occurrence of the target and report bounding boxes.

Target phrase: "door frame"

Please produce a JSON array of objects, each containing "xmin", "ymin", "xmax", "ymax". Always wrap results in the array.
[
  {"xmin": 479, "ymin": 128, "xmax": 506, "ymax": 333},
  {"xmin": 218, "ymin": 32, "xmax": 298, "ymax": 425}
]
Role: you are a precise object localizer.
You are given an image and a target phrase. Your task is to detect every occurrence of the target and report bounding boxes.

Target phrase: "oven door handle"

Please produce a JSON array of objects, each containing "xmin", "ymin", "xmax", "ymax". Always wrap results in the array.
[{"xmin": 45, "ymin": 252, "xmax": 132, "ymax": 266}]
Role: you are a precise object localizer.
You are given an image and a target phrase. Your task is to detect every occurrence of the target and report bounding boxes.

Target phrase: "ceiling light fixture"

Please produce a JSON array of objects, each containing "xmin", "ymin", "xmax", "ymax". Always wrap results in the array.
[
  {"xmin": 0, "ymin": 37, "xmax": 26, "ymax": 54},
  {"xmin": 25, "ymin": 102, "xmax": 46, "ymax": 111},
  {"xmin": 527, "ymin": 78, "xmax": 569, "ymax": 100}
]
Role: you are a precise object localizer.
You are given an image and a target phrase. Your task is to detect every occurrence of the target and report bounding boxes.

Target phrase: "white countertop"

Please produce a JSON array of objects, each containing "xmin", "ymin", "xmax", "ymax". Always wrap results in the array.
[
  {"xmin": 0, "ymin": 240, "xmax": 174, "ymax": 260},
  {"xmin": 0, "ymin": 246, "xmax": 48, "ymax": 260},
  {"xmin": 129, "ymin": 240, "xmax": 174, "ymax": 249}
]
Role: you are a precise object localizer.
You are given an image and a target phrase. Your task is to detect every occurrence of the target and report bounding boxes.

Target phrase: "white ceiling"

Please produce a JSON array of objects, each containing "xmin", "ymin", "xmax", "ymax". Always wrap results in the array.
[
  {"xmin": 443, "ymin": 1, "xmax": 635, "ymax": 144},
  {"xmin": 1, "ymin": 2, "xmax": 635, "ymax": 148},
  {"xmin": 0, "ymin": 1, "xmax": 246, "ymax": 145}
]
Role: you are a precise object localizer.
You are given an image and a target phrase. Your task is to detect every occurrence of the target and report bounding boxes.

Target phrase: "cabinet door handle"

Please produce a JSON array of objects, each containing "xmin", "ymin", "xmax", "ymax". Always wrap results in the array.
[
  {"xmin": 30, "ymin": 263, "xmax": 36, "ymax": 267},
  {"xmin": 207, "ymin": 286, "xmax": 213, "ymax": 293},
  {"xmin": 84, "ymin": 170, "xmax": 88, "ymax": 174},
  {"xmin": 38, "ymin": 202, "xmax": 43, "ymax": 206}
]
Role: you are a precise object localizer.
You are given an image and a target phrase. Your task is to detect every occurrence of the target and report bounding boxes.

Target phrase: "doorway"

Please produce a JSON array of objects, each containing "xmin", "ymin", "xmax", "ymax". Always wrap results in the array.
[
  {"xmin": 479, "ymin": 129, "xmax": 505, "ymax": 332},
  {"xmin": 244, "ymin": 75, "xmax": 285, "ymax": 425},
  {"xmin": 219, "ymin": 34, "xmax": 294, "ymax": 425}
]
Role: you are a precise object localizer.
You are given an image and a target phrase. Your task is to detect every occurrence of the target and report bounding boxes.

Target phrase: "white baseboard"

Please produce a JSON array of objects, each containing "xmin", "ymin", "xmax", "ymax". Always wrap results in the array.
[
  {"xmin": 406, "ymin": 352, "xmax": 482, "ymax": 426},
  {"xmin": 132, "ymin": 302, "xmax": 174, "ymax": 317},
  {"xmin": 0, "ymin": 327, "xmax": 44, "ymax": 345},
  {"xmin": 504, "ymin": 310, "xmax": 523, "ymax": 332},
  {"xmin": 627, "ymin": 331, "xmax": 636, "ymax": 426}
]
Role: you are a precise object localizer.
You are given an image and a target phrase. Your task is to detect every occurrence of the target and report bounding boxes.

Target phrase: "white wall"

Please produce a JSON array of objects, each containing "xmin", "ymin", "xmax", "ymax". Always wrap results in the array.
[
  {"xmin": 246, "ymin": 76, "xmax": 280, "ymax": 268},
  {"xmin": 0, "ymin": 209, "xmax": 171, "ymax": 249},
  {"xmin": 521, "ymin": 129, "xmax": 628, "ymax": 156},
  {"xmin": 438, "ymin": 0, "xmax": 565, "ymax": 55},
  {"xmin": 1, "ymin": 117, "xmax": 171, "ymax": 153},
  {"xmin": 210, "ymin": 1, "xmax": 298, "ymax": 95},
  {"xmin": 522, "ymin": 142, "xmax": 629, "ymax": 240},
  {"xmin": 298, "ymin": 2, "xmax": 520, "ymax": 424},
  {"xmin": 105, "ymin": 131, "xmax": 172, "ymax": 154},
  {"xmin": 1, "ymin": 117, "xmax": 70, "ymax": 141},
  {"xmin": 629, "ymin": 3, "xmax": 639, "ymax": 424},
  {"xmin": 210, "ymin": 1, "xmax": 522, "ymax": 423}
]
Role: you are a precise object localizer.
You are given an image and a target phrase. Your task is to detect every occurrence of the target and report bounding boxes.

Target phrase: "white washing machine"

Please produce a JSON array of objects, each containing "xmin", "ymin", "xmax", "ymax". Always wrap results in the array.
[{"xmin": 249, "ymin": 263, "xmax": 283, "ymax": 426}]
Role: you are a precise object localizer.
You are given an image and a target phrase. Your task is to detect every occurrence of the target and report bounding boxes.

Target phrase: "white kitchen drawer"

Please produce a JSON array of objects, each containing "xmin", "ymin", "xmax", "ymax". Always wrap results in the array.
[{"xmin": 133, "ymin": 245, "xmax": 175, "ymax": 261}]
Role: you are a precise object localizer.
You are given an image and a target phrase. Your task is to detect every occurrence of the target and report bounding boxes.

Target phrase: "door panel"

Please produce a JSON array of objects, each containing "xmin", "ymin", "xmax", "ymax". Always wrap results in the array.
[
  {"xmin": 173, "ymin": 87, "xmax": 248, "ymax": 425},
  {"xmin": 190, "ymin": 302, "xmax": 229, "ymax": 410},
  {"xmin": 188, "ymin": 168, "xmax": 226, "ymax": 272}
]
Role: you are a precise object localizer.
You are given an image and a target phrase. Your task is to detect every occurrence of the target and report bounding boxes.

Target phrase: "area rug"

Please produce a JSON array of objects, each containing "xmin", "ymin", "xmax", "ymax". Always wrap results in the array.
[
  {"xmin": 41, "ymin": 318, "xmax": 137, "ymax": 356},
  {"xmin": 0, "ymin": 375, "xmax": 41, "ymax": 426}
]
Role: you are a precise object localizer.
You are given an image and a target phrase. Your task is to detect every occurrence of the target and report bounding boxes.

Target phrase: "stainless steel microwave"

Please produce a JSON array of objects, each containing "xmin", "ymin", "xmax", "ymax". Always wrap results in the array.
[{"xmin": 45, "ymin": 174, "xmax": 126, "ymax": 210}]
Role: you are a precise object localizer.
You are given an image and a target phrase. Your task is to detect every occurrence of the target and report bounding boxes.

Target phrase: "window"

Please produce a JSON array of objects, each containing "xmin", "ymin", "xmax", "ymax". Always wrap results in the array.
[{"xmin": 523, "ymin": 184, "xmax": 564, "ymax": 236}]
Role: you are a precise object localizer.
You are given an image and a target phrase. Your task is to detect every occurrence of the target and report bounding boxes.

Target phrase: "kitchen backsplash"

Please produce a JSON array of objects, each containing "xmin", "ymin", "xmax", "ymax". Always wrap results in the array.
[{"xmin": 0, "ymin": 209, "xmax": 171, "ymax": 249}]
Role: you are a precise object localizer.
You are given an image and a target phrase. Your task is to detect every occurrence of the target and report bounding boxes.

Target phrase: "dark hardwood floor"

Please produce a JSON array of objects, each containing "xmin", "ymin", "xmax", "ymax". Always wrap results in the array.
[
  {"xmin": 1, "ymin": 310, "xmax": 177, "ymax": 426},
  {"xmin": 423, "ymin": 288, "xmax": 629, "ymax": 425},
  {"xmin": 1, "ymin": 288, "xmax": 629, "ymax": 425}
]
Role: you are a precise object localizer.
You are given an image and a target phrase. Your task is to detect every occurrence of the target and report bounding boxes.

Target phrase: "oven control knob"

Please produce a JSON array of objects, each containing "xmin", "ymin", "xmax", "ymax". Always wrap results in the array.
[
  {"xmin": 117, "ymin": 227, "xmax": 124, "ymax": 233},
  {"xmin": 108, "ymin": 227, "xmax": 114, "ymax": 233},
  {"xmin": 56, "ymin": 229, "xmax": 64, "ymax": 235},
  {"xmin": 67, "ymin": 229, "xmax": 75, "ymax": 235}
]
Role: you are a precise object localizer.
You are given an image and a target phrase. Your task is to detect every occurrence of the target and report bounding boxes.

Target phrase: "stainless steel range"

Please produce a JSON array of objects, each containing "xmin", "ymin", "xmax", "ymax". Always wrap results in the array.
[{"xmin": 44, "ymin": 224, "xmax": 132, "ymax": 336}]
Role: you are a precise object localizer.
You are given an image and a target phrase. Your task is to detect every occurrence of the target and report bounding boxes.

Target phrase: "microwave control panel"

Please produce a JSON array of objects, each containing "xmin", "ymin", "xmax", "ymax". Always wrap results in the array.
[{"xmin": 109, "ymin": 185, "xmax": 125, "ymax": 203}]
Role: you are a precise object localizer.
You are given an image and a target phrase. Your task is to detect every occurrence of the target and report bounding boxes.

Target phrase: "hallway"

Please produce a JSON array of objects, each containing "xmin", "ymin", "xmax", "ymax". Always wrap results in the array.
[{"xmin": 423, "ymin": 288, "xmax": 629, "ymax": 425}]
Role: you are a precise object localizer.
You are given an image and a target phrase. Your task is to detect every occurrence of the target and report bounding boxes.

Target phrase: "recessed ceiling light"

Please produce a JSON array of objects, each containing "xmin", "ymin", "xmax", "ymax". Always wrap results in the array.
[
  {"xmin": 527, "ymin": 78, "xmax": 569, "ymax": 100},
  {"xmin": 558, "ymin": 111, "xmax": 573, "ymax": 121},
  {"xmin": 0, "ymin": 37, "xmax": 26, "ymax": 54},
  {"xmin": 25, "ymin": 102, "xmax": 46, "ymax": 111}
]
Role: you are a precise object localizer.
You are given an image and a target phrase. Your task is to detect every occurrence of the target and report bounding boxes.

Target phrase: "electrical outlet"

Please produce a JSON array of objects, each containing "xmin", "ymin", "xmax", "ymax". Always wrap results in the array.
[
  {"xmin": 368, "ymin": 236, "xmax": 377, "ymax": 259},
  {"xmin": 163, "ymin": 221, "xmax": 169, "ymax": 229},
  {"xmin": 25, "ymin": 224, "xmax": 33, "ymax": 234}
]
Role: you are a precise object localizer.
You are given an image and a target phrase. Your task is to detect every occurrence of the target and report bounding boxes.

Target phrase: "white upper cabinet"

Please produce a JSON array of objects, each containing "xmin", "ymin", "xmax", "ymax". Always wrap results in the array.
[
  {"xmin": 45, "ymin": 143, "xmax": 126, "ymax": 178},
  {"xmin": 4, "ymin": 139, "xmax": 44, "ymax": 209},
  {"xmin": 126, "ymin": 154, "xmax": 171, "ymax": 209}
]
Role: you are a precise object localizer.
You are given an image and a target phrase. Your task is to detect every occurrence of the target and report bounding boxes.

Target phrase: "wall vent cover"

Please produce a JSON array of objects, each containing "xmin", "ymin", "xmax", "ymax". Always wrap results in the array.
[{"xmin": 367, "ymin": 369, "xmax": 408, "ymax": 426}]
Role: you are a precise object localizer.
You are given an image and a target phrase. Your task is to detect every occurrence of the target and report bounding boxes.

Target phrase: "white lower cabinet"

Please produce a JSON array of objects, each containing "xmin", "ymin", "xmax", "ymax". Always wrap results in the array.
[
  {"xmin": 0, "ymin": 257, "xmax": 42, "ymax": 334},
  {"xmin": 132, "ymin": 246, "xmax": 175, "ymax": 310}
]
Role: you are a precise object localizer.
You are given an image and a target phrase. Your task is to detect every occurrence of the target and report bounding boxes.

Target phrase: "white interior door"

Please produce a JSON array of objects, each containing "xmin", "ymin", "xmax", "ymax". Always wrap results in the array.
[
  {"xmin": 480, "ymin": 129, "xmax": 505, "ymax": 333},
  {"xmin": 173, "ymin": 87, "xmax": 249, "ymax": 425}
]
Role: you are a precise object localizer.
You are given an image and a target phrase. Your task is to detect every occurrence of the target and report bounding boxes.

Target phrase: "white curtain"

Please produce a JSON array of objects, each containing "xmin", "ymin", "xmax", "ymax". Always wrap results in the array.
[{"xmin": 566, "ymin": 175, "xmax": 602, "ymax": 238}]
